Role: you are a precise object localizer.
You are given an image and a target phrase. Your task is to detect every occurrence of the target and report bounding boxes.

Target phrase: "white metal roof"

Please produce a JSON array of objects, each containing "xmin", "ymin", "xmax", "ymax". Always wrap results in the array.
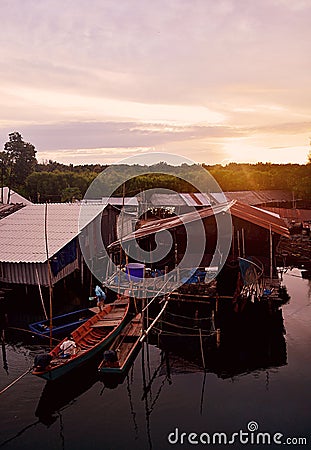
[
  {"xmin": 1, "ymin": 187, "xmax": 33, "ymax": 205},
  {"xmin": 101, "ymin": 197, "xmax": 138, "ymax": 206},
  {"xmin": 81, "ymin": 197, "xmax": 138, "ymax": 206},
  {"xmin": 0, "ymin": 203, "xmax": 105, "ymax": 263}
]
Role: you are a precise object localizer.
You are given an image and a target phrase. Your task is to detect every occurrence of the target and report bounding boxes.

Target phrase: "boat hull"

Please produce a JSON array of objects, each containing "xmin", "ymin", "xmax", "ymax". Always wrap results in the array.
[
  {"xmin": 36, "ymin": 323, "xmax": 125, "ymax": 381},
  {"xmin": 98, "ymin": 340, "xmax": 141, "ymax": 374},
  {"xmin": 32, "ymin": 298, "xmax": 130, "ymax": 381},
  {"xmin": 29, "ymin": 308, "xmax": 94, "ymax": 337},
  {"xmin": 98, "ymin": 314, "xmax": 142, "ymax": 374}
]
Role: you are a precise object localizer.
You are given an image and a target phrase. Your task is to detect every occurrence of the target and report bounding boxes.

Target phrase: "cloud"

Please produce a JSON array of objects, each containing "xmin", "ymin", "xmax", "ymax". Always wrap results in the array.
[
  {"xmin": 0, "ymin": 121, "xmax": 243, "ymax": 151},
  {"xmin": 0, "ymin": 0, "xmax": 310, "ymax": 164}
]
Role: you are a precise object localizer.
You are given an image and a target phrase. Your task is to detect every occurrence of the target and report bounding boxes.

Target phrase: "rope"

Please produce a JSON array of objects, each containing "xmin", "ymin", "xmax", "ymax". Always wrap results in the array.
[
  {"xmin": 7, "ymin": 326, "xmax": 61, "ymax": 343},
  {"xmin": 147, "ymin": 317, "xmax": 213, "ymax": 334},
  {"xmin": 151, "ymin": 326, "xmax": 216, "ymax": 337},
  {"xmin": 0, "ymin": 367, "xmax": 32, "ymax": 395},
  {"xmin": 165, "ymin": 310, "xmax": 212, "ymax": 321},
  {"xmin": 140, "ymin": 301, "xmax": 168, "ymax": 342},
  {"xmin": 141, "ymin": 274, "xmax": 175, "ymax": 312},
  {"xmin": 199, "ymin": 328, "xmax": 206, "ymax": 370}
]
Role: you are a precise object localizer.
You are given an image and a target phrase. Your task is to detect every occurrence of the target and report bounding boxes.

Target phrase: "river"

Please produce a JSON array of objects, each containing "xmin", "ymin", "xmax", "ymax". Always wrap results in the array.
[{"xmin": 0, "ymin": 269, "xmax": 310, "ymax": 449}]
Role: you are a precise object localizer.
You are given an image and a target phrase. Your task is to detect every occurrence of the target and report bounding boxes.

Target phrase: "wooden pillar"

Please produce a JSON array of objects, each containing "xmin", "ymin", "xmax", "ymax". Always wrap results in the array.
[
  {"xmin": 269, "ymin": 225, "xmax": 273, "ymax": 281},
  {"xmin": 216, "ymin": 328, "xmax": 221, "ymax": 348},
  {"xmin": 241, "ymin": 228, "xmax": 245, "ymax": 258}
]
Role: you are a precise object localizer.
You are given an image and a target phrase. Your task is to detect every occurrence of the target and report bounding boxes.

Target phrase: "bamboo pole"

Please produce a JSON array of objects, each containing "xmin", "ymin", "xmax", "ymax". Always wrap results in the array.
[
  {"xmin": 269, "ymin": 224, "xmax": 273, "ymax": 282},
  {"xmin": 0, "ymin": 368, "xmax": 32, "ymax": 395},
  {"xmin": 140, "ymin": 300, "xmax": 168, "ymax": 342},
  {"xmin": 237, "ymin": 230, "xmax": 241, "ymax": 257},
  {"xmin": 35, "ymin": 266, "xmax": 48, "ymax": 320},
  {"xmin": 199, "ymin": 328, "xmax": 206, "ymax": 370},
  {"xmin": 241, "ymin": 228, "xmax": 245, "ymax": 258},
  {"xmin": 44, "ymin": 202, "xmax": 53, "ymax": 349}
]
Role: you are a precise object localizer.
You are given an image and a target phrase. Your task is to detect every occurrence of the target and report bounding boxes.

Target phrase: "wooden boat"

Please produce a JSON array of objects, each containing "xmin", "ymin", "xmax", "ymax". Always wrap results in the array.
[
  {"xmin": 32, "ymin": 296, "xmax": 130, "ymax": 381},
  {"xmin": 98, "ymin": 313, "xmax": 143, "ymax": 374},
  {"xmin": 29, "ymin": 308, "xmax": 95, "ymax": 337}
]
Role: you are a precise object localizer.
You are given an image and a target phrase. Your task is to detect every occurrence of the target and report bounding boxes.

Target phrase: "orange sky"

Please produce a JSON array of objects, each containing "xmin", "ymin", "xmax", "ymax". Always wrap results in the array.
[{"xmin": 0, "ymin": 0, "xmax": 310, "ymax": 165}]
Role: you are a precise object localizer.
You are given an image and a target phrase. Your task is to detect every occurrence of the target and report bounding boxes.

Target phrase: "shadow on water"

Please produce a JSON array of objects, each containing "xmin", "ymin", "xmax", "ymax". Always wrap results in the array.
[
  {"xmin": 1, "ymin": 339, "xmax": 9, "ymax": 374},
  {"xmin": 34, "ymin": 297, "xmax": 288, "ymax": 442},
  {"xmin": 35, "ymin": 358, "xmax": 101, "ymax": 426},
  {"xmin": 152, "ymin": 301, "xmax": 288, "ymax": 380}
]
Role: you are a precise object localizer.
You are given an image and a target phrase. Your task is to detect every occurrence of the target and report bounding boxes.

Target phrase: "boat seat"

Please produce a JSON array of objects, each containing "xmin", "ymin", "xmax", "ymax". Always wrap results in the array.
[{"xmin": 91, "ymin": 321, "xmax": 119, "ymax": 327}]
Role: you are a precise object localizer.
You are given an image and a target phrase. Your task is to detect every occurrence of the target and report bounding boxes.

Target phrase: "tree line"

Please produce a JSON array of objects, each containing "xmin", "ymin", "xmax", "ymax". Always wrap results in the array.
[{"xmin": 1, "ymin": 132, "xmax": 310, "ymax": 203}]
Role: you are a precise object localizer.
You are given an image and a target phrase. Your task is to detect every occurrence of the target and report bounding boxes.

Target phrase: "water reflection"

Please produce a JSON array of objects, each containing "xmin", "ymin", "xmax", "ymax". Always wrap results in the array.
[
  {"xmin": 1, "ymin": 339, "xmax": 9, "ymax": 374},
  {"xmin": 1, "ymin": 272, "xmax": 310, "ymax": 450},
  {"xmin": 32, "ymin": 301, "xmax": 288, "ymax": 450},
  {"xmin": 154, "ymin": 306, "xmax": 287, "ymax": 379},
  {"xmin": 35, "ymin": 359, "xmax": 100, "ymax": 426}
]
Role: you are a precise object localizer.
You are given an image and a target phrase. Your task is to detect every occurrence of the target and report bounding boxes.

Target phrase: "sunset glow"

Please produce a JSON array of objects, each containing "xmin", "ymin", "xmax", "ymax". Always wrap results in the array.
[{"xmin": 0, "ymin": 0, "xmax": 310, "ymax": 165}]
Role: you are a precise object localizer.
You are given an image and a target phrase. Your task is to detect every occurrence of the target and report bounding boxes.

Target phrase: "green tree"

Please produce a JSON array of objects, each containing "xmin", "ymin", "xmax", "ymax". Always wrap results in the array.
[
  {"xmin": 2, "ymin": 132, "xmax": 37, "ymax": 195},
  {"xmin": 61, "ymin": 186, "xmax": 82, "ymax": 202}
]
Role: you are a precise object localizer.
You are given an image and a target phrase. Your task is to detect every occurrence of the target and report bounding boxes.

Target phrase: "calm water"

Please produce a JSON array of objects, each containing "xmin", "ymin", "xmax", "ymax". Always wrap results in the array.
[{"xmin": 0, "ymin": 269, "xmax": 310, "ymax": 450}]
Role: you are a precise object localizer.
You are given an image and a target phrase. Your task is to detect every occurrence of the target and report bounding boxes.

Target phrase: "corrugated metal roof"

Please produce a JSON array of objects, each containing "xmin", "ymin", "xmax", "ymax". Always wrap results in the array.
[
  {"xmin": 149, "ymin": 191, "xmax": 291, "ymax": 207},
  {"xmin": 0, "ymin": 187, "xmax": 33, "ymax": 205},
  {"xmin": 149, "ymin": 193, "xmax": 186, "ymax": 206},
  {"xmin": 109, "ymin": 200, "xmax": 289, "ymax": 249},
  {"xmin": 262, "ymin": 207, "xmax": 311, "ymax": 222},
  {"xmin": 0, "ymin": 203, "xmax": 25, "ymax": 219},
  {"xmin": 179, "ymin": 193, "xmax": 212, "ymax": 207},
  {"xmin": 81, "ymin": 197, "xmax": 138, "ymax": 206},
  {"xmin": 101, "ymin": 197, "xmax": 138, "ymax": 206},
  {"xmin": 229, "ymin": 201, "xmax": 289, "ymax": 236},
  {"xmin": 214, "ymin": 190, "xmax": 293, "ymax": 205},
  {"xmin": 0, "ymin": 203, "xmax": 105, "ymax": 263}
]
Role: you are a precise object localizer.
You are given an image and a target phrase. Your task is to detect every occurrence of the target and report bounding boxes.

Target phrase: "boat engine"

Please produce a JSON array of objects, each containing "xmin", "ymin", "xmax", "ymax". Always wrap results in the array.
[
  {"xmin": 103, "ymin": 350, "xmax": 117, "ymax": 363},
  {"xmin": 34, "ymin": 353, "xmax": 52, "ymax": 370}
]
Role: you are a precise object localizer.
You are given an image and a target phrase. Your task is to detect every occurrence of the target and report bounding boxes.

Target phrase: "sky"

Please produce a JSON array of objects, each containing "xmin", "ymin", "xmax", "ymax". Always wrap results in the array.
[{"xmin": 0, "ymin": 0, "xmax": 310, "ymax": 165}]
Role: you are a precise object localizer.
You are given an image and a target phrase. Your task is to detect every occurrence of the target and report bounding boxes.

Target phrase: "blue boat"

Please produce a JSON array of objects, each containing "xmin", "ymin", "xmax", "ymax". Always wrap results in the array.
[{"xmin": 29, "ymin": 308, "xmax": 95, "ymax": 337}]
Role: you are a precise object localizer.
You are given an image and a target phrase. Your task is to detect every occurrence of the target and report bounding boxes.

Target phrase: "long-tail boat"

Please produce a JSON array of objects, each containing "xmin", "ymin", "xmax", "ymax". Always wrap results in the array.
[
  {"xmin": 32, "ymin": 296, "xmax": 130, "ymax": 381},
  {"xmin": 98, "ymin": 313, "xmax": 142, "ymax": 374},
  {"xmin": 29, "ymin": 308, "xmax": 95, "ymax": 337}
]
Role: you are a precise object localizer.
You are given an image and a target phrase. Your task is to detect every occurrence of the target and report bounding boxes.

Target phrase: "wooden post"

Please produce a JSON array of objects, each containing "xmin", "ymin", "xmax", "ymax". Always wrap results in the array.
[
  {"xmin": 241, "ymin": 228, "xmax": 245, "ymax": 258},
  {"xmin": 199, "ymin": 328, "xmax": 206, "ymax": 370},
  {"xmin": 269, "ymin": 225, "xmax": 273, "ymax": 282},
  {"xmin": 80, "ymin": 255, "xmax": 84, "ymax": 285},
  {"xmin": 44, "ymin": 202, "xmax": 53, "ymax": 349},
  {"xmin": 164, "ymin": 266, "xmax": 168, "ymax": 283},
  {"xmin": 174, "ymin": 230, "xmax": 178, "ymax": 268},
  {"xmin": 216, "ymin": 328, "xmax": 221, "ymax": 348}
]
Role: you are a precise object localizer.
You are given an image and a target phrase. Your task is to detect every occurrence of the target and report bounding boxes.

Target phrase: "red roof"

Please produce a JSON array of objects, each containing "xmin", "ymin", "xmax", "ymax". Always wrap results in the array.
[{"xmin": 109, "ymin": 200, "xmax": 289, "ymax": 249}]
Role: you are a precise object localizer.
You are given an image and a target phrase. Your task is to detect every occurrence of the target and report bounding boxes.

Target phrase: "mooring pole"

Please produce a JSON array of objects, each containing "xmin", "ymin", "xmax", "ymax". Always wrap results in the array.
[
  {"xmin": 44, "ymin": 202, "xmax": 53, "ymax": 349},
  {"xmin": 269, "ymin": 225, "xmax": 273, "ymax": 282}
]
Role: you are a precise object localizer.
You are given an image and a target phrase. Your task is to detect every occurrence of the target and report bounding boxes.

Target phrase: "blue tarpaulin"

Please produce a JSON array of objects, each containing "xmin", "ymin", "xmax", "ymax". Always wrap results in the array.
[{"xmin": 51, "ymin": 239, "xmax": 77, "ymax": 276}]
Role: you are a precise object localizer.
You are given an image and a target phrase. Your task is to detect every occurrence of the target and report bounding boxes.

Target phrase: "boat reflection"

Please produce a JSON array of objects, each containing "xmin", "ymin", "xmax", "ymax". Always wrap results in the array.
[{"xmin": 35, "ymin": 359, "xmax": 100, "ymax": 426}]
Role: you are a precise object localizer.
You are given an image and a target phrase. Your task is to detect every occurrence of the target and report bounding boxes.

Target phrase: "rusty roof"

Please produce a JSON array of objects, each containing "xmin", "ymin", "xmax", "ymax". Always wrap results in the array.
[
  {"xmin": 262, "ymin": 207, "xmax": 311, "ymax": 222},
  {"xmin": 0, "ymin": 203, "xmax": 105, "ymax": 263},
  {"xmin": 218, "ymin": 190, "xmax": 293, "ymax": 205},
  {"xmin": 179, "ymin": 193, "xmax": 212, "ymax": 207},
  {"xmin": 109, "ymin": 200, "xmax": 289, "ymax": 249}
]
